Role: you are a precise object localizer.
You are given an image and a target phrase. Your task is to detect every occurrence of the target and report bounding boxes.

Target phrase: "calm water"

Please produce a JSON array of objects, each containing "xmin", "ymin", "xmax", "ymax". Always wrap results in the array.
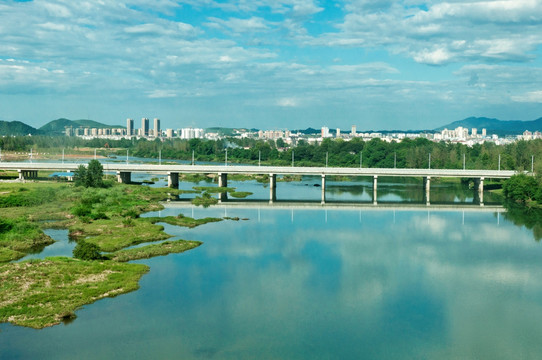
[{"xmin": 1, "ymin": 182, "xmax": 541, "ymax": 359}]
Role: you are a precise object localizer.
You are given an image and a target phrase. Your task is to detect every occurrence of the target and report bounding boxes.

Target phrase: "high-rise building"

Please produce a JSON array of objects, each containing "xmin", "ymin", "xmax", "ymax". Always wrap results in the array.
[
  {"xmin": 336, "ymin": 128, "xmax": 341, "ymax": 138},
  {"xmin": 127, "ymin": 118, "xmax": 134, "ymax": 136},
  {"xmin": 482, "ymin": 128, "xmax": 487, "ymax": 137},
  {"xmin": 141, "ymin": 118, "xmax": 149, "ymax": 136},
  {"xmin": 351, "ymin": 125, "xmax": 356, "ymax": 136},
  {"xmin": 472, "ymin": 128, "xmax": 477, "ymax": 136},
  {"xmin": 154, "ymin": 118, "xmax": 160, "ymax": 137},
  {"xmin": 166, "ymin": 129, "xmax": 173, "ymax": 138},
  {"xmin": 321, "ymin": 126, "xmax": 329, "ymax": 138}
]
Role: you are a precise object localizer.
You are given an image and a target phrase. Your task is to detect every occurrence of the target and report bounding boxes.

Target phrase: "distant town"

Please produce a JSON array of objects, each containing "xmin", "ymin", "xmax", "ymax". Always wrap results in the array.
[{"xmin": 64, "ymin": 117, "xmax": 542, "ymax": 147}]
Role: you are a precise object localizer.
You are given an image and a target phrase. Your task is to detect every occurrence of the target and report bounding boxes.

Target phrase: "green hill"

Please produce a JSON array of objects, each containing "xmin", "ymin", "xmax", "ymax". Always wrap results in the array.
[
  {"xmin": 39, "ymin": 118, "xmax": 125, "ymax": 135},
  {"xmin": 0, "ymin": 120, "xmax": 41, "ymax": 136},
  {"xmin": 435, "ymin": 117, "xmax": 542, "ymax": 135}
]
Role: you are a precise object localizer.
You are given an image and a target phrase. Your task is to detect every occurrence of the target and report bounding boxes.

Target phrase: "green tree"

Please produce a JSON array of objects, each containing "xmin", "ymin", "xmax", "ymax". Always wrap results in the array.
[
  {"xmin": 74, "ymin": 164, "xmax": 88, "ymax": 187},
  {"xmin": 87, "ymin": 160, "xmax": 104, "ymax": 188},
  {"xmin": 503, "ymin": 174, "xmax": 539, "ymax": 203},
  {"xmin": 74, "ymin": 160, "xmax": 104, "ymax": 188}
]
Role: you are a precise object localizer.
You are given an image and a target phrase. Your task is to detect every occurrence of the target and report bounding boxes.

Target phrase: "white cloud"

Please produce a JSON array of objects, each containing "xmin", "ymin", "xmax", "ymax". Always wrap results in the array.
[
  {"xmin": 205, "ymin": 16, "xmax": 269, "ymax": 33},
  {"xmin": 147, "ymin": 89, "xmax": 177, "ymax": 98},
  {"xmin": 277, "ymin": 97, "xmax": 299, "ymax": 107},
  {"xmin": 413, "ymin": 47, "xmax": 452, "ymax": 65},
  {"xmin": 322, "ymin": 0, "xmax": 542, "ymax": 64},
  {"xmin": 511, "ymin": 90, "xmax": 542, "ymax": 103}
]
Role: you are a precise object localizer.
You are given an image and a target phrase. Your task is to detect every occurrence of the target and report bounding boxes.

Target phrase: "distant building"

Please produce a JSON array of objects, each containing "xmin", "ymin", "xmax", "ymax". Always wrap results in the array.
[
  {"xmin": 127, "ymin": 118, "xmax": 134, "ymax": 136},
  {"xmin": 336, "ymin": 128, "xmax": 341, "ymax": 138},
  {"xmin": 180, "ymin": 128, "xmax": 205, "ymax": 139},
  {"xmin": 351, "ymin": 125, "xmax": 356, "ymax": 136},
  {"xmin": 141, "ymin": 118, "xmax": 149, "ymax": 136},
  {"xmin": 482, "ymin": 128, "xmax": 487, "ymax": 137},
  {"xmin": 321, "ymin": 126, "xmax": 330, "ymax": 138},
  {"xmin": 166, "ymin": 129, "xmax": 174, "ymax": 138},
  {"xmin": 472, "ymin": 128, "xmax": 477, "ymax": 136},
  {"xmin": 153, "ymin": 118, "xmax": 160, "ymax": 137}
]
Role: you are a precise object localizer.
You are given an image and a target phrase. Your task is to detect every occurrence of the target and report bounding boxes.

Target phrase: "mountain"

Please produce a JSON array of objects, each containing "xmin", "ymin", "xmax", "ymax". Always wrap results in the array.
[
  {"xmin": 435, "ymin": 117, "xmax": 542, "ymax": 135},
  {"xmin": 205, "ymin": 127, "xmax": 254, "ymax": 136},
  {"xmin": 295, "ymin": 127, "xmax": 321, "ymax": 135},
  {"xmin": 39, "ymin": 118, "xmax": 125, "ymax": 135},
  {"xmin": 0, "ymin": 120, "xmax": 41, "ymax": 136}
]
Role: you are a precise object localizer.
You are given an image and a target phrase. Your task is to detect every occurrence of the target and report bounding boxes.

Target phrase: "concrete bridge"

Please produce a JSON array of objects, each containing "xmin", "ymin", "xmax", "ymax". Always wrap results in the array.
[{"xmin": 0, "ymin": 162, "xmax": 518, "ymax": 205}]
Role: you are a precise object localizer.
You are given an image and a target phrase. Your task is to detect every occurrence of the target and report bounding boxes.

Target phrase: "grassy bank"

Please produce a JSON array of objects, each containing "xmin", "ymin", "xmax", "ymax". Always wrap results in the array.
[
  {"xmin": 109, "ymin": 240, "xmax": 202, "ymax": 262},
  {"xmin": 0, "ymin": 257, "xmax": 149, "ymax": 329}
]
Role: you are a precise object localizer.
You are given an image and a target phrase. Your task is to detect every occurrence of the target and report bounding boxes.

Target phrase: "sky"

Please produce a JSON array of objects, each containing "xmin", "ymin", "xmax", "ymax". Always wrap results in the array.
[{"xmin": 1, "ymin": 0, "xmax": 542, "ymax": 131}]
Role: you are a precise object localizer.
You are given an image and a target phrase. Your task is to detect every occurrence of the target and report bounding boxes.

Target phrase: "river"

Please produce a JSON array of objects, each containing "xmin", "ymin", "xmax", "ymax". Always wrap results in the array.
[{"xmin": 1, "ymin": 179, "xmax": 541, "ymax": 359}]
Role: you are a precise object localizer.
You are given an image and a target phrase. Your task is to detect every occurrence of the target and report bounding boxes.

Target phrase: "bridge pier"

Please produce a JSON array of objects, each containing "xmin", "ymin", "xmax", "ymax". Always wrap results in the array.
[
  {"xmin": 167, "ymin": 172, "xmax": 179, "ymax": 189},
  {"xmin": 423, "ymin": 176, "xmax": 431, "ymax": 205},
  {"xmin": 116, "ymin": 171, "xmax": 131, "ymax": 184},
  {"xmin": 218, "ymin": 173, "xmax": 228, "ymax": 202},
  {"xmin": 373, "ymin": 175, "xmax": 378, "ymax": 205},
  {"xmin": 478, "ymin": 177, "xmax": 484, "ymax": 206},
  {"xmin": 321, "ymin": 174, "xmax": 326, "ymax": 204},
  {"xmin": 18, "ymin": 170, "xmax": 38, "ymax": 180},
  {"xmin": 269, "ymin": 174, "xmax": 276, "ymax": 203}
]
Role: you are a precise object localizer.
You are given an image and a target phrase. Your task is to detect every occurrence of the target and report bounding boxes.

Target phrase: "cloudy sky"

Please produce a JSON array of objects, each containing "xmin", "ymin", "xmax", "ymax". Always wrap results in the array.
[{"xmin": 1, "ymin": 0, "xmax": 542, "ymax": 131}]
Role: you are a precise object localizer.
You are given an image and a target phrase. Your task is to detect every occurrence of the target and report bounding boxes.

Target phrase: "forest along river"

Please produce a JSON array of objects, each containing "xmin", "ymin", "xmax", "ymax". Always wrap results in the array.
[{"xmin": 1, "ymin": 179, "xmax": 541, "ymax": 359}]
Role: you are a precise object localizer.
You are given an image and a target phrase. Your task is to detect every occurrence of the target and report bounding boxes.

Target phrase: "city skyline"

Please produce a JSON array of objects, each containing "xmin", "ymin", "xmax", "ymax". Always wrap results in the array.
[{"xmin": 1, "ymin": 1, "xmax": 542, "ymax": 131}]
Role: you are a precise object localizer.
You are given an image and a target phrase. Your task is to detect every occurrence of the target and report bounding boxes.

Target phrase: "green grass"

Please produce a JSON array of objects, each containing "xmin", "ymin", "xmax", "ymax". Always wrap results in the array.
[
  {"xmin": 109, "ymin": 240, "xmax": 202, "ymax": 262},
  {"xmin": 193, "ymin": 186, "xmax": 234, "ymax": 194},
  {"xmin": 70, "ymin": 218, "xmax": 171, "ymax": 252},
  {"xmin": 0, "ymin": 247, "xmax": 25, "ymax": 263},
  {"xmin": 147, "ymin": 214, "xmax": 223, "ymax": 228},
  {"xmin": 229, "ymin": 191, "xmax": 253, "ymax": 198},
  {"xmin": 0, "ymin": 217, "xmax": 55, "ymax": 261},
  {"xmin": 0, "ymin": 257, "xmax": 149, "ymax": 329}
]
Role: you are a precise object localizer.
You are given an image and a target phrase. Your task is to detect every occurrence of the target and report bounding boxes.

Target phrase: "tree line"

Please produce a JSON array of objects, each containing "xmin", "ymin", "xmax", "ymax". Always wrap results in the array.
[{"xmin": 1, "ymin": 135, "xmax": 541, "ymax": 172}]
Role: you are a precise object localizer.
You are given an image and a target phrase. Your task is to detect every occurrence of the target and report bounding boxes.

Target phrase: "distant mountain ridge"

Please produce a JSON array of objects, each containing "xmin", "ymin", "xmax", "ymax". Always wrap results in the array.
[
  {"xmin": 435, "ymin": 117, "xmax": 542, "ymax": 135},
  {"xmin": 1, "ymin": 116, "xmax": 541, "ymax": 137},
  {"xmin": 0, "ymin": 120, "xmax": 41, "ymax": 136}
]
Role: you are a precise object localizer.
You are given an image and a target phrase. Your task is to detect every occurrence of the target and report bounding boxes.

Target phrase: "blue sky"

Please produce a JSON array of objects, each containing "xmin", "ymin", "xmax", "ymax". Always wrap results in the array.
[{"xmin": 1, "ymin": 0, "xmax": 542, "ymax": 131}]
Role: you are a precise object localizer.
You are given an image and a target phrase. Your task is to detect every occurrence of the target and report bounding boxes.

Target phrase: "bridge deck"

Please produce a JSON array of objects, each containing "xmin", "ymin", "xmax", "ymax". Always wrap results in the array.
[{"xmin": 0, "ymin": 162, "xmax": 518, "ymax": 179}]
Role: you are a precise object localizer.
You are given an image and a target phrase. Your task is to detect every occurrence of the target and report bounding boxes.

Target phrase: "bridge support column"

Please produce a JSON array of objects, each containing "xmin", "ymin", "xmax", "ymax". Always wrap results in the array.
[
  {"xmin": 218, "ymin": 173, "xmax": 228, "ymax": 202},
  {"xmin": 116, "ymin": 171, "xmax": 131, "ymax": 184},
  {"xmin": 373, "ymin": 175, "xmax": 378, "ymax": 205},
  {"xmin": 167, "ymin": 172, "xmax": 179, "ymax": 189},
  {"xmin": 423, "ymin": 176, "xmax": 431, "ymax": 205},
  {"xmin": 18, "ymin": 170, "xmax": 38, "ymax": 180},
  {"xmin": 478, "ymin": 177, "xmax": 484, "ymax": 206},
  {"xmin": 269, "ymin": 174, "xmax": 276, "ymax": 203},
  {"xmin": 321, "ymin": 174, "xmax": 326, "ymax": 204}
]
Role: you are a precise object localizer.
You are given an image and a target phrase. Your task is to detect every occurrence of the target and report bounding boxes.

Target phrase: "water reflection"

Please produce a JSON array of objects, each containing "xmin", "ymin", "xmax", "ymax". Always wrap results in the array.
[
  {"xmin": 3, "ymin": 204, "xmax": 542, "ymax": 359},
  {"xmin": 17, "ymin": 229, "xmax": 74, "ymax": 261},
  {"xmin": 502, "ymin": 202, "xmax": 542, "ymax": 241}
]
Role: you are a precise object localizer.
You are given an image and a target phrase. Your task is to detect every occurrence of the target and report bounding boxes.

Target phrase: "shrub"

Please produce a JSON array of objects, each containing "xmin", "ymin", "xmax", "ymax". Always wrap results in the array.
[
  {"xmin": 0, "ymin": 218, "xmax": 13, "ymax": 234},
  {"xmin": 90, "ymin": 211, "xmax": 108, "ymax": 220},
  {"xmin": 73, "ymin": 240, "xmax": 103, "ymax": 260},
  {"xmin": 122, "ymin": 218, "xmax": 134, "ymax": 227},
  {"xmin": 71, "ymin": 204, "xmax": 92, "ymax": 217}
]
